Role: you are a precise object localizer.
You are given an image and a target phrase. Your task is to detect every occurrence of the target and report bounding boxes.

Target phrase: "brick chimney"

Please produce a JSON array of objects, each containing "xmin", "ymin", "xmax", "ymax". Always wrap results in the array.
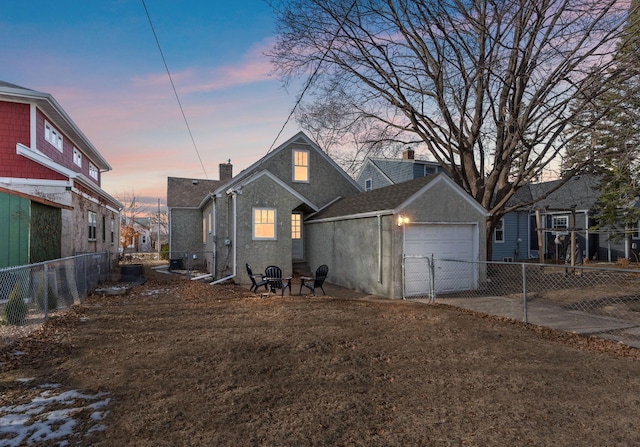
[
  {"xmin": 403, "ymin": 149, "xmax": 415, "ymax": 160},
  {"xmin": 219, "ymin": 160, "xmax": 233, "ymax": 181}
]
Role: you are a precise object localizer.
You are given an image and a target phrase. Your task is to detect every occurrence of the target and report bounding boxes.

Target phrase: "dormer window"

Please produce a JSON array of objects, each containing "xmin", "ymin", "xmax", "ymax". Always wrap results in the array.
[
  {"xmin": 73, "ymin": 148, "xmax": 82, "ymax": 167},
  {"xmin": 293, "ymin": 149, "xmax": 309, "ymax": 182},
  {"xmin": 44, "ymin": 121, "xmax": 63, "ymax": 152}
]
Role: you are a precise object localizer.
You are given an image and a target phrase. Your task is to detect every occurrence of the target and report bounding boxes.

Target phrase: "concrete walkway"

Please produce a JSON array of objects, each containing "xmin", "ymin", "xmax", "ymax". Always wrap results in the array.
[{"xmin": 429, "ymin": 295, "xmax": 640, "ymax": 349}]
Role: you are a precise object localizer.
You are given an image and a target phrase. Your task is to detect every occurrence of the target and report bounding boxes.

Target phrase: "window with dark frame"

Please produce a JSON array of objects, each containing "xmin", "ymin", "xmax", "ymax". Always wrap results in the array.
[{"xmin": 88, "ymin": 211, "xmax": 97, "ymax": 241}]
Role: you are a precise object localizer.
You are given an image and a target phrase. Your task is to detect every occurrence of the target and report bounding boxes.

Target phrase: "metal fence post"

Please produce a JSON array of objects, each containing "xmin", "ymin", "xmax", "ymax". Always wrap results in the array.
[
  {"xmin": 43, "ymin": 264, "xmax": 49, "ymax": 320},
  {"xmin": 522, "ymin": 262, "xmax": 528, "ymax": 324},
  {"xmin": 430, "ymin": 254, "xmax": 436, "ymax": 302}
]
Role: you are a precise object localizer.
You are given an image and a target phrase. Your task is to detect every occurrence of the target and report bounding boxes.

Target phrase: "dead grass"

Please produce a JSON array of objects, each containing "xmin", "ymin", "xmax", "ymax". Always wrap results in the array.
[{"xmin": 1, "ymin": 265, "xmax": 640, "ymax": 446}]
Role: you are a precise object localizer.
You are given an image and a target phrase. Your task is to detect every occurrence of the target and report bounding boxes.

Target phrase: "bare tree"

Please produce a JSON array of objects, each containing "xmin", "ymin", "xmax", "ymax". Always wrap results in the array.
[
  {"xmin": 116, "ymin": 191, "xmax": 148, "ymax": 254},
  {"xmin": 269, "ymin": 0, "xmax": 633, "ymax": 255}
]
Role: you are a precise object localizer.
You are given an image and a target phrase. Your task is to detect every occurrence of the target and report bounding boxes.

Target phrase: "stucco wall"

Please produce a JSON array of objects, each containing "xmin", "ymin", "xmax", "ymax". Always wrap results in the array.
[
  {"xmin": 212, "ymin": 175, "xmax": 310, "ymax": 284},
  {"xmin": 305, "ymin": 215, "xmax": 398, "ymax": 297},
  {"xmin": 306, "ymin": 177, "xmax": 487, "ymax": 299},
  {"xmin": 238, "ymin": 141, "xmax": 360, "ymax": 208}
]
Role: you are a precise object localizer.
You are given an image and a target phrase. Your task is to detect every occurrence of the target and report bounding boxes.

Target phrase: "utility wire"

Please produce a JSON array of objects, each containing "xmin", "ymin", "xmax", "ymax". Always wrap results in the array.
[
  {"xmin": 141, "ymin": 0, "xmax": 208, "ymax": 179},
  {"xmin": 267, "ymin": 0, "xmax": 358, "ymax": 153}
]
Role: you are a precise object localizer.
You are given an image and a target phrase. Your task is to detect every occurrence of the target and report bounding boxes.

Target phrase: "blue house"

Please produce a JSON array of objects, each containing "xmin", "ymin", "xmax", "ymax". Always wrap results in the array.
[
  {"xmin": 492, "ymin": 175, "xmax": 603, "ymax": 262},
  {"xmin": 355, "ymin": 149, "xmax": 447, "ymax": 191}
]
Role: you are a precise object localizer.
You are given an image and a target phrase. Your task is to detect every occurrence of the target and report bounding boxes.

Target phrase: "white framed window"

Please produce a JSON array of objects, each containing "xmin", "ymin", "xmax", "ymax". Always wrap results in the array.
[
  {"xmin": 73, "ymin": 148, "xmax": 82, "ymax": 167},
  {"xmin": 202, "ymin": 216, "xmax": 207, "ymax": 244},
  {"xmin": 89, "ymin": 163, "xmax": 99, "ymax": 180},
  {"xmin": 552, "ymin": 215, "xmax": 569, "ymax": 230},
  {"xmin": 110, "ymin": 218, "xmax": 115, "ymax": 245},
  {"xmin": 88, "ymin": 211, "xmax": 97, "ymax": 241},
  {"xmin": 365, "ymin": 179, "xmax": 372, "ymax": 191},
  {"xmin": 494, "ymin": 218, "xmax": 505, "ymax": 243},
  {"xmin": 632, "ymin": 221, "xmax": 640, "ymax": 240},
  {"xmin": 44, "ymin": 121, "xmax": 63, "ymax": 152},
  {"xmin": 293, "ymin": 149, "xmax": 309, "ymax": 182},
  {"xmin": 253, "ymin": 208, "xmax": 276, "ymax": 240}
]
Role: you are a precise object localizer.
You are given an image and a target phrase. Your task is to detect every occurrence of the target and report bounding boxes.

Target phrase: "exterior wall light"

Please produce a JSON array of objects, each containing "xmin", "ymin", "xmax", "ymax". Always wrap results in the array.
[{"xmin": 397, "ymin": 215, "xmax": 410, "ymax": 226}]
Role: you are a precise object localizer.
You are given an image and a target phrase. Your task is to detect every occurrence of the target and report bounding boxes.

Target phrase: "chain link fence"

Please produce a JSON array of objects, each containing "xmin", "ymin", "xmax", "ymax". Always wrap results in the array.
[
  {"xmin": 403, "ymin": 256, "xmax": 640, "ymax": 347},
  {"xmin": 167, "ymin": 251, "xmax": 211, "ymax": 279},
  {"xmin": 0, "ymin": 252, "xmax": 113, "ymax": 346}
]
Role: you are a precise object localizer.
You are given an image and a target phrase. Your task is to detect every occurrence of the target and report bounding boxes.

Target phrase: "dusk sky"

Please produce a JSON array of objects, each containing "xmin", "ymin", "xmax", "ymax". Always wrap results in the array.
[{"xmin": 1, "ymin": 1, "xmax": 301, "ymax": 209}]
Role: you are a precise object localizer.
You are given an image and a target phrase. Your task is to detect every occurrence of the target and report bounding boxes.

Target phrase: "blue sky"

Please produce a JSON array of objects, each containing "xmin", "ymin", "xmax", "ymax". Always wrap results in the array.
[{"xmin": 0, "ymin": 1, "xmax": 301, "ymax": 207}]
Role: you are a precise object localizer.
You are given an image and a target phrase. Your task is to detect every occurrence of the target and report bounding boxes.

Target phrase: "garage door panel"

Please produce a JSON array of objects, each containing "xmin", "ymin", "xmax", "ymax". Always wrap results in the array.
[{"xmin": 404, "ymin": 224, "xmax": 477, "ymax": 296}]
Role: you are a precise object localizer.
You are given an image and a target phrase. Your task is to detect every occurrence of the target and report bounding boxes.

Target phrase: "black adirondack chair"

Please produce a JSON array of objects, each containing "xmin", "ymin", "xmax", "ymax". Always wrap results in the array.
[
  {"xmin": 246, "ymin": 263, "xmax": 268, "ymax": 293},
  {"xmin": 300, "ymin": 264, "xmax": 328, "ymax": 296},
  {"xmin": 264, "ymin": 265, "xmax": 292, "ymax": 296}
]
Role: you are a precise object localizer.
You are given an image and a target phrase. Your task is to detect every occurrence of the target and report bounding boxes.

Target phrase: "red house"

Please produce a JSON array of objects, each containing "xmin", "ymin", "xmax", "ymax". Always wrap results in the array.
[{"xmin": 0, "ymin": 80, "xmax": 121, "ymax": 267}]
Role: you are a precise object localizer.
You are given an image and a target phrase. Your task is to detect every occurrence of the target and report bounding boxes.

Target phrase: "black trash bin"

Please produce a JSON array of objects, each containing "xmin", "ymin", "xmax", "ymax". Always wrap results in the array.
[{"xmin": 169, "ymin": 258, "xmax": 184, "ymax": 271}]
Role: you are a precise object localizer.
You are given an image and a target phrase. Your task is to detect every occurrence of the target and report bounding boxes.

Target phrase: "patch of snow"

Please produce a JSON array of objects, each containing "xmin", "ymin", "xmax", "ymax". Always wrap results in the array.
[{"xmin": 0, "ymin": 385, "xmax": 110, "ymax": 446}]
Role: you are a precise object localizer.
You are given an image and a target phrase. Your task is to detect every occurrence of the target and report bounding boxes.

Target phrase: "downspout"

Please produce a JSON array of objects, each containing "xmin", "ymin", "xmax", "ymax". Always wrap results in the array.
[
  {"xmin": 377, "ymin": 214, "xmax": 383, "ymax": 283},
  {"xmin": 211, "ymin": 189, "xmax": 237, "ymax": 284}
]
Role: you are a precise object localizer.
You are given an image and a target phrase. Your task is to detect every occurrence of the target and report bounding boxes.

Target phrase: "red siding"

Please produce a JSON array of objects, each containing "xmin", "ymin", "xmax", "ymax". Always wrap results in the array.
[{"xmin": 0, "ymin": 101, "xmax": 66, "ymax": 182}]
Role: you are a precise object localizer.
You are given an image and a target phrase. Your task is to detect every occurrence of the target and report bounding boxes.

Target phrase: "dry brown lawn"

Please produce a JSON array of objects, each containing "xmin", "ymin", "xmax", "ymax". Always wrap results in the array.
[{"xmin": 1, "ymin": 265, "xmax": 640, "ymax": 446}]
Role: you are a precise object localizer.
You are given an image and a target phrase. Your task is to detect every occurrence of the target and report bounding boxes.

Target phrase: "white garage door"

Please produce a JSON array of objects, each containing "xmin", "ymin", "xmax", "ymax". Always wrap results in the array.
[{"xmin": 403, "ymin": 224, "xmax": 478, "ymax": 297}]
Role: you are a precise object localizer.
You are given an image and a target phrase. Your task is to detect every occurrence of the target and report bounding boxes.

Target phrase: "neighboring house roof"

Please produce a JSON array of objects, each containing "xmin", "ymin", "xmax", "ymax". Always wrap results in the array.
[
  {"xmin": 0, "ymin": 80, "xmax": 111, "ymax": 171},
  {"xmin": 308, "ymin": 173, "xmax": 487, "ymax": 221},
  {"xmin": 503, "ymin": 175, "xmax": 602, "ymax": 211},
  {"xmin": 167, "ymin": 177, "xmax": 224, "ymax": 208},
  {"xmin": 356, "ymin": 157, "xmax": 445, "ymax": 185},
  {"xmin": 213, "ymin": 131, "xmax": 361, "ymax": 195}
]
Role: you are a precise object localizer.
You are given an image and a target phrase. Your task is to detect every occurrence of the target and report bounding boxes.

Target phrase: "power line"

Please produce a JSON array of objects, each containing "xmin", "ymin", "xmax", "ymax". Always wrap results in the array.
[
  {"xmin": 141, "ymin": 0, "xmax": 208, "ymax": 179},
  {"xmin": 267, "ymin": 0, "xmax": 358, "ymax": 153}
]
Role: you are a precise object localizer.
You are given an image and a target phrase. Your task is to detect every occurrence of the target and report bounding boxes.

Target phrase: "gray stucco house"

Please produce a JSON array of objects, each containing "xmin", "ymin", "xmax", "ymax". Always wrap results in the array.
[{"xmin": 168, "ymin": 132, "xmax": 488, "ymax": 298}]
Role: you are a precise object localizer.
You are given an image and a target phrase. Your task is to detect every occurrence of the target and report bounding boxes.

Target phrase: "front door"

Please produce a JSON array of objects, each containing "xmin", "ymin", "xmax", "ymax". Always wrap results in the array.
[{"xmin": 291, "ymin": 213, "xmax": 303, "ymax": 261}]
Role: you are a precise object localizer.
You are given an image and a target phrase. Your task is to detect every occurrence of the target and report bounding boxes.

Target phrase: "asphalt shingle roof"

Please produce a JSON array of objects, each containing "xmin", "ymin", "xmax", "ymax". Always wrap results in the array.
[
  {"xmin": 167, "ymin": 177, "xmax": 225, "ymax": 208},
  {"xmin": 308, "ymin": 174, "xmax": 438, "ymax": 221}
]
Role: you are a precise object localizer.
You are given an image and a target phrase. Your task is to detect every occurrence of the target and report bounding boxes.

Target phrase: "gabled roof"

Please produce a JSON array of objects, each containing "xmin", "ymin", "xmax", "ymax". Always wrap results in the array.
[
  {"xmin": 167, "ymin": 177, "xmax": 224, "ymax": 208},
  {"xmin": 228, "ymin": 170, "xmax": 320, "ymax": 212},
  {"xmin": 356, "ymin": 156, "xmax": 446, "ymax": 185},
  {"xmin": 507, "ymin": 175, "xmax": 601, "ymax": 212},
  {"xmin": 308, "ymin": 173, "xmax": 487, "ymax": 221},
  {"xmin": 213, "ymin": 131, "xmax": 361, "ymax": 195},
  {"xmin": 0, "ymin": 81, "xmax": 111, "ymax": 171}
]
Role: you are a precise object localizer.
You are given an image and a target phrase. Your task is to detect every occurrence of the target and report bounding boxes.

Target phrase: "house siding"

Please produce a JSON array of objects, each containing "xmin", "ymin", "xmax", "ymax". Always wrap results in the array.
[
  {"xmin": 356, "ymin": 163, "xmax": 393, "ymax": 190},
  {"xmin": 491, "ymin": 211, "xmax": 529, "ymax": 261},
  {"xmin": 227, "ymin": 175, "xmax": 305, "ymax": 280},
  {"xmin": 169, "ymin": 208, "xmax": 204, "ymax": 260}
]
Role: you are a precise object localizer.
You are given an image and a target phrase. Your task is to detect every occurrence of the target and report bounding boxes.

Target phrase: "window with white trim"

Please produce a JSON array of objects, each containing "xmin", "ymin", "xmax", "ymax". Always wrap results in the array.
[
  {"xmin": 102, "ymin": 215, "xmax": 106, "ymax": 242},
  {"xmin": 110, "ymin": 218, "xmax": 115, "ymax": 245},
  {"xmin": 293, "ymin": 150, "xmax": 309, "ymax": 182},
  {"xmin": 494, "ymin": 218, "xmax": 505, "ymax": 243},
  {"xmin": 73, "ymin": 148, "xmax": 82, "ymax": 167},
  {"xmin": 89, "ymin": 163, "xmax": 99, "ymax": 180},
  {"xmin": 633, "ymin": 221, "xmax": 640, "ymax": 240},
  {"xmin": 365, "ymin": 179, "xmax": 372, "ymax": 191},
  {"xmin": 552, "ymin": 215, "xmax": 568, "ymax": 230},
  {"xmin": 88, "ymin": 211, "xmax": 97, "ymax": 241},
  {"xmin": 44, "ymin": 121, "xmax": 63, "ymax": 151},
  {"xmin": 253, "ymin": 208, "xmax": 276, "ymax": 240}
]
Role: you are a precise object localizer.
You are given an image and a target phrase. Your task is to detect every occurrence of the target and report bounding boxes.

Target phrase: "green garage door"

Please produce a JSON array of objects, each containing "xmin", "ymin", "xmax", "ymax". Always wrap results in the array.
[{"xmin": 0, "ymin": 192, "xmax": 30, "ymax": 268}]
